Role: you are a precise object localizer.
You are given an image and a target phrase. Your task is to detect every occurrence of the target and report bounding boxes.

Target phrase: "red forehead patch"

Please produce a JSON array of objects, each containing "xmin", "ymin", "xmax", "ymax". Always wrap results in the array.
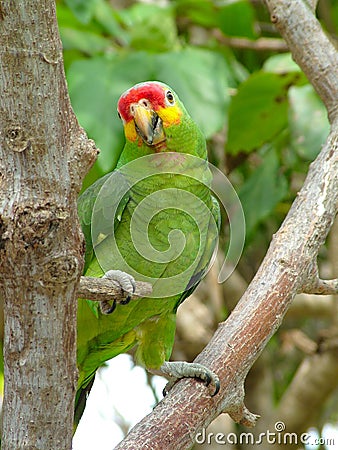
[{"xmin": 117, "ymin": 82, "xmax": 167, "ymax": 122}]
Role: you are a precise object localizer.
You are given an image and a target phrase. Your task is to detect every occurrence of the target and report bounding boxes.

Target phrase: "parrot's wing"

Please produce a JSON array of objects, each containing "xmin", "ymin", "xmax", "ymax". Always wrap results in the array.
[
  {"xmin": 78, "ymin": 171, "xmax": 130, "ymax": 274},
  {"xmin": 176, "ymin": 194, "xmax": 221, "ymax": 309},
  {"xmin": 76, "ymin": 172, "xmax": 131, "ymax": 428}
]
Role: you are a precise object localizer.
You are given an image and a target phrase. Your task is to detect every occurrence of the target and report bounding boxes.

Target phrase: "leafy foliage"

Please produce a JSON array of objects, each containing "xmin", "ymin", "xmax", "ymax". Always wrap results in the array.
[
  {"xmin": 227, "ymin": 70, "xmax": 304, "ymax": 154},
  {"xmin": 238, "ymin": 146, "xmax": 288, "ymax": 238}
]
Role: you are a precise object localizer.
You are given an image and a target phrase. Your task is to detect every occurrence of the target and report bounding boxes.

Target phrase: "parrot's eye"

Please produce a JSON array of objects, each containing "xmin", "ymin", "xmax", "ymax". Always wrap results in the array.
[{"xmin": 165, "ymin": 90, "xmax": 175, "ymax": 105}]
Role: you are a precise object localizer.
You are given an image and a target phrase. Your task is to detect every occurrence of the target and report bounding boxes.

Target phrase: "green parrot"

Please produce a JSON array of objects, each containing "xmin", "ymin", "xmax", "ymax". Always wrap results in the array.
[{"xmin": 76, "ymin": 81, "xmax": 220, "ymax": 426}]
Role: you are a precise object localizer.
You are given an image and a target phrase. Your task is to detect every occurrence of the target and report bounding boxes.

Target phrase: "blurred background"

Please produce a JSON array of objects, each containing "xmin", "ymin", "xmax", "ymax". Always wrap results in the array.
[{"xmin": 4, "ymin": 0, "xmax": 338, "ymax": 449}]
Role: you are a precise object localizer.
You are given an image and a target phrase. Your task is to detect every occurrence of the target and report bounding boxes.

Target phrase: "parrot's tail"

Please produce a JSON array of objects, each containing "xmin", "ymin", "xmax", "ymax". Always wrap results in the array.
[{"xmin": 73, "ymin": 376, "xmax": 95, "ymax": 433}]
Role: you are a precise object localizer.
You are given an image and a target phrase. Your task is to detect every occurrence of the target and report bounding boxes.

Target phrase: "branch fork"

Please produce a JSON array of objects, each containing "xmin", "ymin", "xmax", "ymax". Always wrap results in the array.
[{"xmin": 299, "ymin": 262, "xmax": 338, "ymax": 295}]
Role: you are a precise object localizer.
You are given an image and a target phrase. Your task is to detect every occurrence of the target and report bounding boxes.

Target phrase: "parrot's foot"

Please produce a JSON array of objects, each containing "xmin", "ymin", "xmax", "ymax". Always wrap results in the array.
[
  {"xmin": 100, "ymin": 270, "xmax": 136, "ymax": 314},
  {"xmin": 160, "ymin": 361, "xmax": 220, "ymax": 397}
]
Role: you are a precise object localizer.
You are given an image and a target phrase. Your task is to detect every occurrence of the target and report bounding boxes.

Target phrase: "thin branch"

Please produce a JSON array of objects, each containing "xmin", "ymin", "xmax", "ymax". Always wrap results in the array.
[
  {"xmin": 286, "ymin": 293, "xmax": 336, "ymax": 319},
  {"xmin": 77, "ymin": 276, "xmax": 152, "ymax": 302},
  {"xmin": 280, "ymin": 329, "xmax": 318, "ymax": 355},
  {"xmin": 299, "ymin": 261, "xmax": 338, "ymax": 294},
  {"xmin": 212, "ymin": 29, "xmax": 288, "ymax": 52},
  {"xmin": 302, "ymin": 277, "xmax": 338, "ymax": 295}
]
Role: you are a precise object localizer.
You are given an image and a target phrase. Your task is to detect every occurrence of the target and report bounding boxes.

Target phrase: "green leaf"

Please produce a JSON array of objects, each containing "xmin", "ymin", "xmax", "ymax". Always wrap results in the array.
[
  {"xmin": 288, "ymin": 85, "xmax": 330, "ymax": 160},
  {"xmin": 328, "ymin": 2, "xmax": 338, "ymax": 33},
  {"xmin": 65, "ymin": 0, "xmax": 98, "ymax": 24},
  {"xmin": 174, "ymin": 0, "xmax": 219, "ymax": 28},
  {"xmin": 263, "ymin": 53, "xmax": 302, "ymax": 73},
  {"xmin": 120, "ymin": 4, "xmax": 178, "ymax": 52},
  {"xmin": 155, "ymin": 47, "xmax": 229, "ymax": 137},
  {"xmin": 93, "ymin": 1, "xmax": 129, "ymax": 45},
  {"xmin": 218, "ymin": 0, "xmax": 257, "ymax": 39},
  {"xmin": 239, "ymin": 147, "xmax": 288, "ymax": 236},
  {"xmin": 59, "ymin": 27, "xmax": 111, "ymax": 54},
  {"xmin": 57, "ymin": 2, "xmax": 117, "ymax": 55},
  {"xmin": 227, "ymin": 71, "xmax": 303, "ymax": 154}
]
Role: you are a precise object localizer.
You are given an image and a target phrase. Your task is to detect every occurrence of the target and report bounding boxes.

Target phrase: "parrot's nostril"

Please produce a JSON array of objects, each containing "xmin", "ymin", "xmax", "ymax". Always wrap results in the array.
[{"xmin": 139, "ymin": 98, "xmax": 150, "ymax": 108}]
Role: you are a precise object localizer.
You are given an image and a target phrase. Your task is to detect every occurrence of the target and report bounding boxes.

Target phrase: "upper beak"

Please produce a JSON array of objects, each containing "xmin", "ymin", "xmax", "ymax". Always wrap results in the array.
[{"xmin": 133, "ymin": 104, "xmax": 165, "ymax": 146}]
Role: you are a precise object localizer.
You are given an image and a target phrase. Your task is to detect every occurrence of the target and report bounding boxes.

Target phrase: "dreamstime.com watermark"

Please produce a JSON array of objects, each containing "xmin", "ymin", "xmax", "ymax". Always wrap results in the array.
[{"xmin": 195, "ymin": 421, "xmax": 336, "ymax": 447}]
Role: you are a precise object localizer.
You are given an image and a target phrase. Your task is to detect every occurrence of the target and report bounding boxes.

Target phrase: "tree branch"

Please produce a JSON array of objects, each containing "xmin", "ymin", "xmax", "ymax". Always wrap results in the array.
[
  {"xmin": 212, "ymin": 29, "xmax": 288, "ymax": 52},
  {"xmin": 286, "ymin": 293, "xmax": 336, "ymax": 319},
  {"xmin": 302, "ymin": 277, "xmax": 338, "ymax": 295},
  {"xmin": 77, "ymin": 276, "xmax": 152, "ymax": 302},
  {"xmin": 299, "ymin": 261, "xmax": 338, "ymax": 294},
  {"xmin": 115, "ymin": 2, "xmax": 338, "ymax": 448}
]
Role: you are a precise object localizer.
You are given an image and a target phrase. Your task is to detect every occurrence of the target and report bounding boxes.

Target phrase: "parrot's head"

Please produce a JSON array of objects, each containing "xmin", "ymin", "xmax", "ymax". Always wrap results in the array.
[{"xmin": 117, "ymin": 81, "xmax": 185, "ymax": 149}]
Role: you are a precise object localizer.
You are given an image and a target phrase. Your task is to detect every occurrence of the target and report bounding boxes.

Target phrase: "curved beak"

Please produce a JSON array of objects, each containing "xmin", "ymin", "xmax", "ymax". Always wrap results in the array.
[{"xmin": 133, "ymin": 104, "xmax": 165, "ymax": 146}]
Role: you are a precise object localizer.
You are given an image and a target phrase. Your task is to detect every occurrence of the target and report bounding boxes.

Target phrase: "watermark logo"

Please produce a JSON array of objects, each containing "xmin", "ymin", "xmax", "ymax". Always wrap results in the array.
[
  {"xmin": 92, "ymin": 152, "xmax": 245, "ymax": 297},
  {"xmin": 195, "ymin": 421, "xmax": 336, "ymax": 447}
]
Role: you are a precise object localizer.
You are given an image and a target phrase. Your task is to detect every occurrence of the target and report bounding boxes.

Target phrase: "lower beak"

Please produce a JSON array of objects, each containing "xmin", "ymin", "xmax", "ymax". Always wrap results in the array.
[{"xmin": 133, "ymin": 104, "xmax": 165, "ymax": 146}]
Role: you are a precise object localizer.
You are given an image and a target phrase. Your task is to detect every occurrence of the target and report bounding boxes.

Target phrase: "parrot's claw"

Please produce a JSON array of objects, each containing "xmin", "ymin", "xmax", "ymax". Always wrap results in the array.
[
  {"xmin": 160, "ymin": 361, "xmax": 220, "ymax": 397},
  {"xmin": 100, "ymin": 270, "xmax": 136, "ymax": 314},
  {"xmin": 100, "ymin": 300, "xmax": 117, "ymax": 315}
]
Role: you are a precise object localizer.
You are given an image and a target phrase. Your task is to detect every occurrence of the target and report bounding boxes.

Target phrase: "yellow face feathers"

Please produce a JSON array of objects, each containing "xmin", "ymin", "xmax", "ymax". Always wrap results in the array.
[
  {"xmin": 124, "ymin": 119, "xmax": 138, "ymax": 143},
  {"xmin": 157, "ymin": 104, "xmax": 182, "ymax": 128}
]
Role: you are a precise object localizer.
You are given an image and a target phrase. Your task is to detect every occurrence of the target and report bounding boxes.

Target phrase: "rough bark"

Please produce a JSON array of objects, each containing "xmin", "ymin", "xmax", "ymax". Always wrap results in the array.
[
  {"xmin": 114, "ymin": 1, "xmax": 338, "ymax": 448},
  {"xmin": 0, "ymin": 1, "xmax": 97, "ymax": 449},
  {"xmin": 78, "ymin": 277, "xmax": 152, "ymax": 303}
]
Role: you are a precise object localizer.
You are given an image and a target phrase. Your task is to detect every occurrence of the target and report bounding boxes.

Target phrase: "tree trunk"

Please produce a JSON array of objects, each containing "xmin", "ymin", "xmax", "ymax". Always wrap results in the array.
[{"xmin": 0, "ymin": 1, "xmax": 97, "ymax": 448}]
